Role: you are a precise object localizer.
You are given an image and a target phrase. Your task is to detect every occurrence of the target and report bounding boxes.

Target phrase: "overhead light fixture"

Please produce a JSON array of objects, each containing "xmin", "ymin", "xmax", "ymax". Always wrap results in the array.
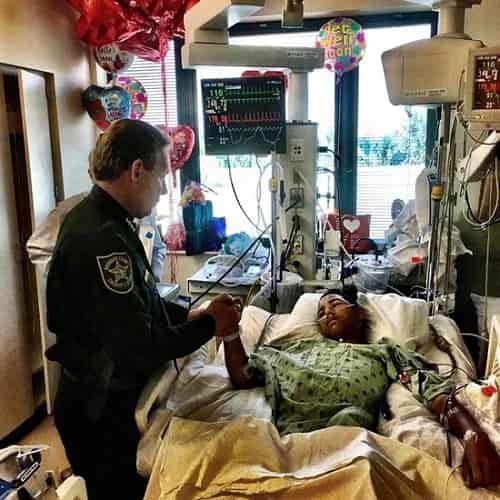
[{"xmin": 282, "ymin": 0, "xmax": 304, "ymax": 28}]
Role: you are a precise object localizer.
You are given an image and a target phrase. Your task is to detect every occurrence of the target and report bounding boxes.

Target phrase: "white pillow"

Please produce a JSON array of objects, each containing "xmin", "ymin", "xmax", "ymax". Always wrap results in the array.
[
  {"xmin": 358, "ymin": 292, "xmax": 430, "ymax": 349},
  {"xmin": 214, "ymin": 294, "xmax": 324, "ymax": 364}
]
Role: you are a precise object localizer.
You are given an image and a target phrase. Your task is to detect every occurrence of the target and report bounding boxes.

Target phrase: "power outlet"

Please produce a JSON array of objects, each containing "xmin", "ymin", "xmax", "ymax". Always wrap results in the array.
[{"xmin": 289, "ymin": 138, "xmax": 305, "ymax": 162}]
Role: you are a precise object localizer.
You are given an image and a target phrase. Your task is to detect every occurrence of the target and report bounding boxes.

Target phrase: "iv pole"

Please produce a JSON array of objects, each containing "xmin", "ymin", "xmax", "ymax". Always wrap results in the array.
[
  {"xmin": 270, "ymin": 71, "xmax": 309, "ymax": 312},
  {"xmin": 425, "ymin": 1, "xmax": 476, "ymax": 310}
]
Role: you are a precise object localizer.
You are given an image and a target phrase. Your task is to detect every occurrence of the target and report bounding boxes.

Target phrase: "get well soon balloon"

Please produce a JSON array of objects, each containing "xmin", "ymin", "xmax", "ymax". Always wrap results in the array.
[
  {"xmin": 316, "ymin": 17, "xmax": 366, "ymax": 76},
  {"xmin": 94, "ymin": 43, "xmax": 135, "ymax": 73},
  {"xmin": 82, "ymin": 85, "xmax": 131, "ymax": 130}
]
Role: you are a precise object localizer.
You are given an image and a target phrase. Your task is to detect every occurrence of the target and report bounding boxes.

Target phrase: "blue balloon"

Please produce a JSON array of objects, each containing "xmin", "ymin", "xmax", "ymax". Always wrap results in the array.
[{"xmin": 82, "ymin": 85, "xmax": 131, "ymax": 130}]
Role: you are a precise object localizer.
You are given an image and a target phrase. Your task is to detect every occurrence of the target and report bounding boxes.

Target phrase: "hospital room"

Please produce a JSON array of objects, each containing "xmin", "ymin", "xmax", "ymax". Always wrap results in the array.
[{"xmin": 2, "ymin": 0, "xmax": 500, "ymax": 498}]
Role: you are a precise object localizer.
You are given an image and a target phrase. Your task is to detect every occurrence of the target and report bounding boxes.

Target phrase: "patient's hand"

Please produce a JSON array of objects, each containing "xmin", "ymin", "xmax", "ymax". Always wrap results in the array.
[
  {"xmin": 462, "ymin": 430, "xmax": 500, "ymax": 489},
  {"xmin": 206, "ymin": 294, "xmax": 242, "ymax": 337}
]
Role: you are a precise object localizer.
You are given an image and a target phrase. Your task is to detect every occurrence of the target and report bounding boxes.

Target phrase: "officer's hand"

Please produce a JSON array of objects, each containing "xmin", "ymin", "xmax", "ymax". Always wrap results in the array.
[
  {"xmin": 210, "ymin": 294, "xmax": 236, "ymax": 306},
  {"xmin": 187, "ymin": 303, "xmax": 209, "ymax": 321},
  {"xmin": 206, "ymin": 295, "xmax": 241, "ymax": 337}
]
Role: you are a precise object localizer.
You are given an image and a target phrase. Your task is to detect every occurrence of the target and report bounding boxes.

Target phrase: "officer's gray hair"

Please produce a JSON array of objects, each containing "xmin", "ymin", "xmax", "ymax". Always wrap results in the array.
[{"xmin": 90, "ymin": 119, "xmax": 170, "ymax": 181}]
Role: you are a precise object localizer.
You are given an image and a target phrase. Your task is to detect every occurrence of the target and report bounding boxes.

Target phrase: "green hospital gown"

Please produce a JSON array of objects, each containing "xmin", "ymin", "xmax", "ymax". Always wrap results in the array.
[{"xmin": 249, "ymin": 338, "xmax": 454, "ymax": 435}]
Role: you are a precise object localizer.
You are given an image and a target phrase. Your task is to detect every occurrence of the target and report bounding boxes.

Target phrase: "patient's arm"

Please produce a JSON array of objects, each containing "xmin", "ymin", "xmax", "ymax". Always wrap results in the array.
[
  {"xmin": 224, "ymin": 335, "xmax": 261, "ymax": 390},
  {"xmin": 431, "ymin": 394, "xmax": 500, "ymax": 489}
]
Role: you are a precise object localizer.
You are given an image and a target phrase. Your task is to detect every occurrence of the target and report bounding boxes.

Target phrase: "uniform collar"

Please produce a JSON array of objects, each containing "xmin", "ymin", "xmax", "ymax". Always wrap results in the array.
[{"xmin": 89, "ymin": 185, "xmax": 136, "ymax": 230}]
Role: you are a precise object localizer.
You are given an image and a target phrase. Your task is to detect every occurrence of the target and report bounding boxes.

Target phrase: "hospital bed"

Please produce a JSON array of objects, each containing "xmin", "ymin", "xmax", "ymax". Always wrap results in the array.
[{"xmin": 136, "ymin": 293, "xmax": 500, "ymax": 500}]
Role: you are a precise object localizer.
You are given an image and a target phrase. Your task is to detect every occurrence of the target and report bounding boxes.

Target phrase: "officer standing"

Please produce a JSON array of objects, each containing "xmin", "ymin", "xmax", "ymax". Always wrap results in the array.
[{"xmin": 46, "ymin": 119, "xmax": 241, "ymax": 499}]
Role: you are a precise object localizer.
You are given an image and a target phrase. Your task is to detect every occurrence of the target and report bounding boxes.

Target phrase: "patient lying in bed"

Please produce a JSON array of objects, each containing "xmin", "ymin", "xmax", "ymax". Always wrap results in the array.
[{"xmin": 223, "ymin": 287, "xmax": 500, "ymax": 489}]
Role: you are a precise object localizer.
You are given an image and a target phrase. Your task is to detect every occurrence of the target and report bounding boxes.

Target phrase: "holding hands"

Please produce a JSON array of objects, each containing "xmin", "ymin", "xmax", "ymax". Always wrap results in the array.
[{"xmin": 189, "ymin": 294, "xmax": 242, "ymax": 338}]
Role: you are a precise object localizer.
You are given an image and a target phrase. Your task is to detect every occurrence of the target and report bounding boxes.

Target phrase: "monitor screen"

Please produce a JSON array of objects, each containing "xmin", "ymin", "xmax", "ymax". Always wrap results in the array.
[
  {"xmin": 472, "ymin": 54, "xmax": 500, "ymax": 111},
  {"xmin": 201, "ymin": 76, "xmax": 286, "ymax": 156}
]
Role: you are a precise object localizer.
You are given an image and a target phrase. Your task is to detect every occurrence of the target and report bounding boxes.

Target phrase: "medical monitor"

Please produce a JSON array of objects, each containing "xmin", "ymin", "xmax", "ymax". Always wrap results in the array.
[
  {"xmin": 464, "ymin": 46, "xmax": 500, "ymax": 127},
  {"xmin": 201, "ymin": 76, "xmax": 286, "ymax": 155}
]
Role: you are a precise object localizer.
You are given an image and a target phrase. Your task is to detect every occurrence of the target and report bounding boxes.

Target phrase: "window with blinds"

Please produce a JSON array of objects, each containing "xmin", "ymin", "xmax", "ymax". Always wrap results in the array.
[
  {"xmin": 121, "ymin": 41, "xmax": 178, "ymax": 127},
  {"xmin": 357, "ymin": 25, "xmax": 430, "ymax": 239},
  {"xmin": 195, "ymin": 31, "xmax": 335, "ymax": 236}
]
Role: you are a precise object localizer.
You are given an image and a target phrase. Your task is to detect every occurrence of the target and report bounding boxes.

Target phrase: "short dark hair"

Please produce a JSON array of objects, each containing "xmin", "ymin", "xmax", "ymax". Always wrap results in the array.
[
  {"xmin": 90, "ymin": 119, "xmax": 169, "ymax": 181},
  {"xmin": 320, "ymin": 284, "xmax": 359, "ymax": 305}
]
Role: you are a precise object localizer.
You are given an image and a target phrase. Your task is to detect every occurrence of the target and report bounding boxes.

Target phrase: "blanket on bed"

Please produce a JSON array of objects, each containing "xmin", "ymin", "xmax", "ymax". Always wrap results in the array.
[{"xmin": 146, "ymin": 416, "xmax": 500, "ymax": 500}]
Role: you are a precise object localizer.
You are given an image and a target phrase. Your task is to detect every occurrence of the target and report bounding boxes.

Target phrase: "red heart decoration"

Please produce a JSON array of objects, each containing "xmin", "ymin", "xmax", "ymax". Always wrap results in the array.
[{"xmin": 157, "ymin": 124, "xmax": 195, "ymax": 186}]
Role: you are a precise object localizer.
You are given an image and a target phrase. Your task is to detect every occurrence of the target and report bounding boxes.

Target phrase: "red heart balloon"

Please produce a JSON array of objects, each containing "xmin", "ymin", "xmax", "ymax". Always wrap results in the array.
[{"xmin": 157, "ymin": 124, "xmax": 195, "ymax": 186}]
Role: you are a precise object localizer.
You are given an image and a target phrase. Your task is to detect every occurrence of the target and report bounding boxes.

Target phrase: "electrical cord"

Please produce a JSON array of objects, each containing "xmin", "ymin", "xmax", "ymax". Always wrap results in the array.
[
  {"xmin": 227, "ymin": 156, "xmax": 264, "ymax": 233},
  {"xmin": 326, "ymin": 147, "xmax": 347, "ymax": 283},
  {"xmin": 255, "ymin": 155, "xmax": 271, "ymax": 230},
  {"xmin": 460, "ymin": 333, "xmax": 490, "ymax": 344},
  {"xmin": 190, "ymin": 200, "xmax": 300, "ymax": 308},
  {"xmin": 292, "ymin": 167, "xmax": 355, "ymax": 269},
  {"xmin": 463, "ymin": 157, "xmax": 500, "ymax": 229},
  {"xmin": 255, "ymin": 313, "xmax": 276, "ymax": 349}
]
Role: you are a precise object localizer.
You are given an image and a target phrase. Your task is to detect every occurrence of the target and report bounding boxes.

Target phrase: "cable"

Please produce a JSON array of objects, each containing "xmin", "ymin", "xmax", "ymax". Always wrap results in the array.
[
  {"xmin": 255, "ymin": 155, "xmax": 271, "ymax": 230},
  {"xmin": 256, "ymin": 313, "xmax": 276, "ymax": 349},
  {"xmin": 463, "ymin": 157, "xmax": 500, "ymax": 229},
  {"xmin": 443, "ymin": 465, "xmax": 463, "ymax": 498},
  {"xmin": 431, "ymin": 363, "xmax": 482, "ymax": 385},
  {"xmin": 356, "ymin": 265, "xmax": 405, "ymax": 297},
  {"xmin": 484, "ymin": 211, "xmax": 492, "ymax": 338},
  {"xmin": 460, "ymin": 333, "xmax": 490, "ymax": 344},
  {"xmin": 190, "ymin": 226, "xmax": 270, "ymax": 307},
  {"xmin": 292, "ymin": 166, "xmax": 355, "ymax": 268},
  {"xmin": 227, "ymin": 156, "xmax": 263, "ymax": 233},
  {"xmin": 190, "ymin": 200, "xmax": 298, "ymax": 308},
  {"xmin": 245, "ymin": 278, "xmax": 261, "ymax": 307}
]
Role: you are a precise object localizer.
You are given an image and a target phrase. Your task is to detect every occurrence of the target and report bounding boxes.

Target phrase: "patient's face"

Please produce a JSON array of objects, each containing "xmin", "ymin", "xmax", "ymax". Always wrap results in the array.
[{"xmin": 318, "ymin": 294, "xmax": 366, "ymax": 343}]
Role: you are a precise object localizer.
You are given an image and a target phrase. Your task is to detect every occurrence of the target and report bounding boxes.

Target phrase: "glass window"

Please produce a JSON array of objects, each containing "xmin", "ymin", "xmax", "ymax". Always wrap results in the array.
[
  {"xmin": 196, "ymin": 32, "xmax": 335, "ymax": 236},
  {"xmin": 357, "ymin": 25, "xmax": 431, "ymax": 239},
  {"xmin": 120, "ymin": 41, "xmax": 178, "ymax": 126},
  {"xmin": 121, "ymin": 42, "xmax": 179, "ymax": 219}
]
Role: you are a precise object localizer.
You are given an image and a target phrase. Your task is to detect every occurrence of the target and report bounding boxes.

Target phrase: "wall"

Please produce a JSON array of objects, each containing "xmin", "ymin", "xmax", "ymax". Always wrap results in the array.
[
  {"xmin": 465, "ymin": 0, "xmax": 500, "ymax": 46},
  {"xmin": 0, "ymin": 0, "xmax": 99, "ymax": 197}
]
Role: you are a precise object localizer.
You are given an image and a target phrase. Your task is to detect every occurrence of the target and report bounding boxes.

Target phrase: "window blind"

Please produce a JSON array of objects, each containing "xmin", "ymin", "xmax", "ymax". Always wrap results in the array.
[{"xmin": 121, "ymin": 41, "xmax": 178, "ymax": 127}]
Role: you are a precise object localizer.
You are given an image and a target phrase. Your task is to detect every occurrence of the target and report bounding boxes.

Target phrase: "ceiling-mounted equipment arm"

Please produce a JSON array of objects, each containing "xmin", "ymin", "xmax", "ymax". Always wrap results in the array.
[
  {"xmin": 282, "ymin": 0, "xmax": 304, "ymax": 28},
  {"xmin": 182, "ymin": 0, "xmax": 324, "ymax": 71}
]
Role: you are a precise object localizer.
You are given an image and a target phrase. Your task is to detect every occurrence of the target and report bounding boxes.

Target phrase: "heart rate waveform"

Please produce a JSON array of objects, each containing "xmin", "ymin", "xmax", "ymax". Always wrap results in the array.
[{"xmin": 201, "ymin": 77, "xmax": 286, "ymax": 155}]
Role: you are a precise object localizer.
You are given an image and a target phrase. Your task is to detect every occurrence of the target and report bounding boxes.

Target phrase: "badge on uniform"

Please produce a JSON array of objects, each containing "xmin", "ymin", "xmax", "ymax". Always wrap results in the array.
[{"xmin": 96, "ymin": 252, "xmax": 134, "ymax": 294}]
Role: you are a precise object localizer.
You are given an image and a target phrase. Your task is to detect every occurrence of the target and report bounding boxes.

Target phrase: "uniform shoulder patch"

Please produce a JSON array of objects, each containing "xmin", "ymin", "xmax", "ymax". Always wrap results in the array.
[{"xmin": 96, "ymin": 252, "xmax": 134, "ymax": 294}]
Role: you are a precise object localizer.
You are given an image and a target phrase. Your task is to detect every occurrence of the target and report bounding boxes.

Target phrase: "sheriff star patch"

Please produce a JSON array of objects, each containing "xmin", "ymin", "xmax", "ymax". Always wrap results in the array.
[{"xmin": 97, "ymin": 252, "xmax": 134, "ymax": 294}]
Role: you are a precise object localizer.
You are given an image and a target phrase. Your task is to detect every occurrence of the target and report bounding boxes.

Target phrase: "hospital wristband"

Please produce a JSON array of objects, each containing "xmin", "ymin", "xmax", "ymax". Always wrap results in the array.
[{"xmin": 218, "ymin": 329, "xmax": 241, "ymax": 343}]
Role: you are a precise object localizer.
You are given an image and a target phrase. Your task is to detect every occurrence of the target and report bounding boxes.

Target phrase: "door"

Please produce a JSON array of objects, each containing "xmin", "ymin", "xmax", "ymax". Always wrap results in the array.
[
  {"xmin": 0, "ymin": 74, "xmax": 34, "ymax": 439},
  {"xmin": 18, "ymin": 69, "xmax": 58, "ymax": 414}
]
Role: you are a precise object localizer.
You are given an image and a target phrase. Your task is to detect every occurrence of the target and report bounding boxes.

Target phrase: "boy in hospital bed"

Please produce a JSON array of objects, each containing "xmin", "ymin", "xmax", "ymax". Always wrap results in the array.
[{"xmin": 222, "ymin": 287, "xmax": 500, "ymax": 490}]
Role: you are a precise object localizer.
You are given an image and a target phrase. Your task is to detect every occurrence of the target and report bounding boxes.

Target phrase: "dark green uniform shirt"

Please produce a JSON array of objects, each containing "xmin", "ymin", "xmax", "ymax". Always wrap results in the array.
[{"xmin": 46, "ymin": 186, "xmax": 214, "ymax": 417}]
